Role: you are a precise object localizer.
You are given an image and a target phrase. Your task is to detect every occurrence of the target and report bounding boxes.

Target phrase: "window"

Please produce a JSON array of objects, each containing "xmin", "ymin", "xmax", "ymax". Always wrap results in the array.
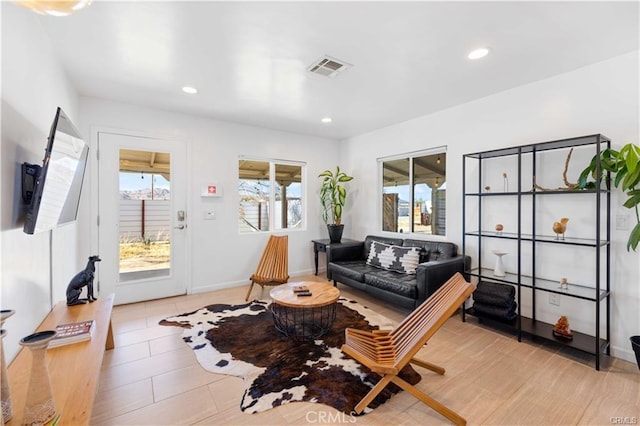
[
  {"xmin": 238, "ymin": 158, "xmax": 305, "ymax": 232},
  {"xmin": 380, "ymin": 148, "xmax": 446, "ymax": 235}
]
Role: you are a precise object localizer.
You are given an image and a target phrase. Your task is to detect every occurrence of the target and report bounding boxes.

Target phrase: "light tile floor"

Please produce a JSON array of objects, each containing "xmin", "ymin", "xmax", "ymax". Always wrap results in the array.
[{"xmin": 92, "ymin": 274, "xmax": 639, "ymax": 425}]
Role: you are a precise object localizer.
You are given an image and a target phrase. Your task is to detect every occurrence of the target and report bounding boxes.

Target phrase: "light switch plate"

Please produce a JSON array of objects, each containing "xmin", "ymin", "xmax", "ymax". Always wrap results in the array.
[
  {"xmin": 203, "ymin": 210, "xmax": 216, "ymax": 220},
  {"xmin": 616, "ymin": 214, "xmax": 630, "ymax": 230}
]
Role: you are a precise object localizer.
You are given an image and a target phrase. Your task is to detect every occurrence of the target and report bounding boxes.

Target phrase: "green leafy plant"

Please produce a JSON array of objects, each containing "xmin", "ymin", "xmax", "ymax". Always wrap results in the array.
[
  {"xmin": 578, "ymin": 142, "xmax": 640, "ymax": 251},
  {"xmin": 318, "ymin": 166, "xmax": 354, "ymax": 225}
]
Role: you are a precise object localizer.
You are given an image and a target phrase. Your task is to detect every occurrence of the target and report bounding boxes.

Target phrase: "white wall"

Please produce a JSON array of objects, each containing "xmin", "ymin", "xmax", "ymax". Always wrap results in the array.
[
  {"xmin": 341, "ymin": 51, "xmax": 640, "ymax": 363},
  {"xmin": 78, "ymin": 99, "xmax": 340, "ymax": 295},
  {"xmin": 0, "ymin": 3, "xmax": 82, "ymax": 360}
]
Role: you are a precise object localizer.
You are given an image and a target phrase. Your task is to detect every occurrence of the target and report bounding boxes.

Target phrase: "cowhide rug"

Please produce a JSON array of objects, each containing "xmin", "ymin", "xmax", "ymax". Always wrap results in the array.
[{"xmin": 159, "ymin": 298, "xmax": 421, "ymax": 414}]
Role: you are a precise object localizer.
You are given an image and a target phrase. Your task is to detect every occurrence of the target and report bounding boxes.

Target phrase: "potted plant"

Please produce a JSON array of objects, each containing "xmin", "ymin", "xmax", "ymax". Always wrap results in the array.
[
  {"xmin": 578, "ymin": 142, "xmax": 640, "ymax": 369},
  {"xmin": 578, "ymin": 142, "xmax": 640, "ymax": 251},
  {"xmin": 319, "ymin": 166, "xmax": 354, "ymax": 243}
]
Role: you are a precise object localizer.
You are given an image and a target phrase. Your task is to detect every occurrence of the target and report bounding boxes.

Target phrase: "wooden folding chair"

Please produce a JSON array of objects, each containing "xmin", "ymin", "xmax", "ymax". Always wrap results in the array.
[
  {"xmin": 341, "ymin": 272, "xmax": 475, "ymax": 425},
  {"xmin": 245, "ymin": 235, "xmax": 289, "ymax": 301}
]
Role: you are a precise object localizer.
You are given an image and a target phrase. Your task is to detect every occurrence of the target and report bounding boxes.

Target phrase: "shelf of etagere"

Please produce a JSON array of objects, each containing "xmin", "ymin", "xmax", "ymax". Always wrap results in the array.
[
  {"xmin": 464, "ymin": 309, "xmax": 610, "ymax": 356},
  {"xmin": 464, "ymin": 231, "xmax": 609, "ymax": 247},
  {"xmin": 466, "ymin": 267, "xmax": 608, "ymax": 302}
]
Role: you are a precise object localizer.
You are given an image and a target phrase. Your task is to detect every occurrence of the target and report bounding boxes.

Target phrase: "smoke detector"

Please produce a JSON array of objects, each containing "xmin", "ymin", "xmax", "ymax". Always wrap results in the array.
[{"xmin": 307, "ymin": 55, "xmax": 352, "ymax": 78}]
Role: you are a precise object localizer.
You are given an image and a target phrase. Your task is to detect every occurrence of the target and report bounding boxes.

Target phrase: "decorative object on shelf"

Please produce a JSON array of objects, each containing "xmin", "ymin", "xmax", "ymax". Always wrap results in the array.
[
  {"xmin": 533, "ymin": 148, "xmax": 580, "ymax": 191},
  {"xmin": 553, "ymin": 316, "xmax": 573, "ymax": 340},
  {"xmin": 553, "ymin": 217, "xmax": 569, "ymax": 240},
  {"xmin": 562, "ymin": 148, "xmax": 580, "ymax": 189},
  {"xmin": 484, "ymin": 185, "xmax": 491, "ymax": 192},
  {"xmin": 0, "ymin": 309, "xmax": 16, "ymax": 326},
  {"xmin": 318, "ymin": 166, "xmax": 353, "ymax": 243},
  {"xmin": 503, "ymin": 172, "xmax": 508, "ymax": 192},
  {"xmin": 66, "ymin": 255, "xmax": 101, "ymax": 306},
  {"xmin": 0, "ymin": 309, "xmax": 15, "ymax": 424},
  {"xmin": 495, "ymin": 224, "xmax": 504, "ymax": 235},
  {"xmin": 559, "ymin": 277, "xmax": 568, "ymax": 290},
  {"xmin": 19, "ymin": 330, "xmax": 58, "ymax": 425},
  {"xmin": 48, "ymin": 320, "xmax": 95, "ymax": 349},
  {"xmin": 471, "ymin": 281, "xmax": 517, "ymax": 322},
  {"xmin": 491, "ymin": 250, "xmax": 507, "ymax": 277},
  {"xmin": 578, "ymin": 142, "xmax": 640, "ymax": 252}
]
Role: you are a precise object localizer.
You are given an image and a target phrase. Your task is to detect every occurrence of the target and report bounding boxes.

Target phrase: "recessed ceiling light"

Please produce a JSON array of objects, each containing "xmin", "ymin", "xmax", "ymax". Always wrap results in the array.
[
  {"xmin": 182, "ymin": 86, "xmax": 198, "ymax": 94},
  {"xmin": 467, "ymin": 48, "xmax": 490, "ymax": 60},
  {"xmin": 321, "ymin": 117, "xmax": 332, "ymax": 124}
]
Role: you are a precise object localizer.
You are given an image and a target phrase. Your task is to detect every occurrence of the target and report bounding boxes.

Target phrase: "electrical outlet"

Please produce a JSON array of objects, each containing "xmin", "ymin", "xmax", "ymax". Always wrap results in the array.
[{"xmin": 549, "ymin": 293, "xmax": 560, "ymax": 306}]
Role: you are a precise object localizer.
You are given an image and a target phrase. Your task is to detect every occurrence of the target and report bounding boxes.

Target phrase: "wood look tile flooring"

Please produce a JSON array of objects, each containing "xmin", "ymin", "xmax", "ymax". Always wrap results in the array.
[{"xmin": 92, "ymin": 274, "xmax": 639, "ymax": 425}]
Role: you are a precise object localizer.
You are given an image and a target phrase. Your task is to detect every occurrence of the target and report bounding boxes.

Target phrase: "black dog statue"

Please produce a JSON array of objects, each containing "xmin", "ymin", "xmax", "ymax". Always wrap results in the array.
[{"xmin": 66, "ymin": 255, "xmax": 101, "ymax": 306}]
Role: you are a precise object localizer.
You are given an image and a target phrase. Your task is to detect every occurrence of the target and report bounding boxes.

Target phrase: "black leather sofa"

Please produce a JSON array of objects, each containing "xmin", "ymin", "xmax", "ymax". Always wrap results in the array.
[{"xmin": 327, "ymin": 235, "xmax": 470, "ymax": 309}]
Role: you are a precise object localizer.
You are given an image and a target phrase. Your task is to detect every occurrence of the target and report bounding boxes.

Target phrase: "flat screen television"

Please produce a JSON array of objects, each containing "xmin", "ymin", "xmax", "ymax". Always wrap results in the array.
[{"xmin": 23, "ymin": 107, "xmax": 89, "ymax": 234}]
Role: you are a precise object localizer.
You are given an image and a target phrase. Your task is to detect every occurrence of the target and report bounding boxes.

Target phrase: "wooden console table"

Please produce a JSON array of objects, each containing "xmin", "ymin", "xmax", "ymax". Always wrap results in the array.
[{"xmin": 7, "ymin": 294, "xmax": 114, "ymax": 425}]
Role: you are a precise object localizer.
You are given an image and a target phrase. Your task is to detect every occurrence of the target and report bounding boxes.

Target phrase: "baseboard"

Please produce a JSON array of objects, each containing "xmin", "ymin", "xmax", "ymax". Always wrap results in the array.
[
  {"xmin": 189, "ymin": 269, "xmax": 319, "ymax": 295},
  {"xmin": 610, "ymin": 344, "xmax": 636, "ymax": 364},
  {"xmin": 190, "ymin": 280, "xmax": 246, "ymax": 294},
  {"xmin": 290, "ymin": 269, "xmax": 322, "ymax": 278}
]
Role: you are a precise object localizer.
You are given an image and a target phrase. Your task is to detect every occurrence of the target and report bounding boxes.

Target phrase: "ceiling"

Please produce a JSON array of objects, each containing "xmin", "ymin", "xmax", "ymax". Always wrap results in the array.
[{"xmin": 34, "ymin": 1, "xmax": 639, "ymax": 140}]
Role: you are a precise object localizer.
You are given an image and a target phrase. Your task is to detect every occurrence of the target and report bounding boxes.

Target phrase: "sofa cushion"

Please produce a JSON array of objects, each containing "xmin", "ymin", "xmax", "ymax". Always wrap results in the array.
[
  {"xmin": 403, "ymin": 239, "xmax": 457, "ymax": 261},
  {"xmin": 329, "ymin": 260, "xmax": 376, "ymax": 282},
  {"xmin": 401, "ymin": 240, "xmax": 430, "ymax": 263},
  {"xmin": 363, "ymin": 271, "xmax": 418, "ymax": 299},
  {"xmin": 366, "ymin": 241, "xmax": 420, "ymax": 275}
]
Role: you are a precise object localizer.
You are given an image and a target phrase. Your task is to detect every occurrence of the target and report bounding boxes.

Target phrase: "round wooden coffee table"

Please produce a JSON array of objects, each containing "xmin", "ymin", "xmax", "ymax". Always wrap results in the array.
[{"xmin": 269, "ymin": 281, "xmax": 340, "ymax": 341}]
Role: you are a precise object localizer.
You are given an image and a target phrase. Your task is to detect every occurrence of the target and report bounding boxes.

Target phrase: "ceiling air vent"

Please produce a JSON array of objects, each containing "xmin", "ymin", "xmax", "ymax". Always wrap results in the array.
[{"xmin": 307, "ymin": 55, "xmax": 352, "ymax": 78}]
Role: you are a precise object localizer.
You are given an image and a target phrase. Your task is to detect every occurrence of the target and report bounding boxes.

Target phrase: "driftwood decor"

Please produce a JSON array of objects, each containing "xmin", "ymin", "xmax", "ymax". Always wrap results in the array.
[{"xmin": 533, "ymin": 148, "xmax": 580, "ymax": 191}]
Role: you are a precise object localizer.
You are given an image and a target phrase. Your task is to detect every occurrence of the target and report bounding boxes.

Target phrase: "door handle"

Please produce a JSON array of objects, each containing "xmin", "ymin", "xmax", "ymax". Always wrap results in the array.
[{"xmin": 174, "ymin": 224, "xmax": 186, "ymax": 230}]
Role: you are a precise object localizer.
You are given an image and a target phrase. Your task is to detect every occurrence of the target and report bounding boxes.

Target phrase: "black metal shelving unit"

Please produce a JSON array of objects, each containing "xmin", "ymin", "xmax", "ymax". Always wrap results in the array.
[{"xmin": 462, "ymin": 134, "xmax": 611, "ymax": 370}]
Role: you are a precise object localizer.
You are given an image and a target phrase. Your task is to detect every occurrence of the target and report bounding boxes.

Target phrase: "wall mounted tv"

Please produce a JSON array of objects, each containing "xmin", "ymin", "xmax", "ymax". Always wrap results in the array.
[{"xmin": 23, "ymin": 107, "xmax": 89, "ymax": 234}]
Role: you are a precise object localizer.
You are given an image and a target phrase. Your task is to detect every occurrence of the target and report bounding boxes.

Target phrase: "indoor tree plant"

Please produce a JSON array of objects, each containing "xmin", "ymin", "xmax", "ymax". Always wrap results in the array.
[
  {"xmin": 578, "ymin": 142, "xmax": 640, "ymax": 369},
  {"xmin": 319, "ymin": 166, "xmax": 354, "ymax": 243},
  {"xmin": 578, "ymin": 142, "xmax": 640, "ymax": 251}
]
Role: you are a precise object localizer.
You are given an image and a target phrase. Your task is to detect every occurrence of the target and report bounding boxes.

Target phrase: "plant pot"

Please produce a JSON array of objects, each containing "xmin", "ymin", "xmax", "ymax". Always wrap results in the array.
[
  {"xmin": 631, "ymin": 336, "xmax": 640, "ymax": 370},
  {"xmin": 327, "ymin": 224, "xmax": 344, "ymax": 243}
]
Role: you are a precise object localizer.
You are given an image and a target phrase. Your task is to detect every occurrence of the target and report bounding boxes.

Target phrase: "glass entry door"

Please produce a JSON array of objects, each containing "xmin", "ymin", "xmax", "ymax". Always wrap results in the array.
[{"xmin": 97, "ymin": 131, "xmax": 187, "ymax": 305}]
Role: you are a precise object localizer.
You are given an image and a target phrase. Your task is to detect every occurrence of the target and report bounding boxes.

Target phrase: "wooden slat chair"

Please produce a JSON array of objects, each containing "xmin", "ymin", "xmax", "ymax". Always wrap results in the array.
[
  {"xmin": 245, "ymin": 235, "xmax": 289, "ymax": 301},
  {"xmin": 341, "ymin": 272, "xmax": 475, "ymax": 425}
]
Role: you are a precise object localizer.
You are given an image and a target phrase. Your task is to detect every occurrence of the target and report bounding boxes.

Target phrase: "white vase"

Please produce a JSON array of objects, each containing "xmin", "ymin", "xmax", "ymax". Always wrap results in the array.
[
  {"xmin": 492, "ymin": 251, "xmax": 507, "ymax": 277},
  {"xmin": 20, "ymin": 330, "xmax": 58, "ymax": 426}
]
